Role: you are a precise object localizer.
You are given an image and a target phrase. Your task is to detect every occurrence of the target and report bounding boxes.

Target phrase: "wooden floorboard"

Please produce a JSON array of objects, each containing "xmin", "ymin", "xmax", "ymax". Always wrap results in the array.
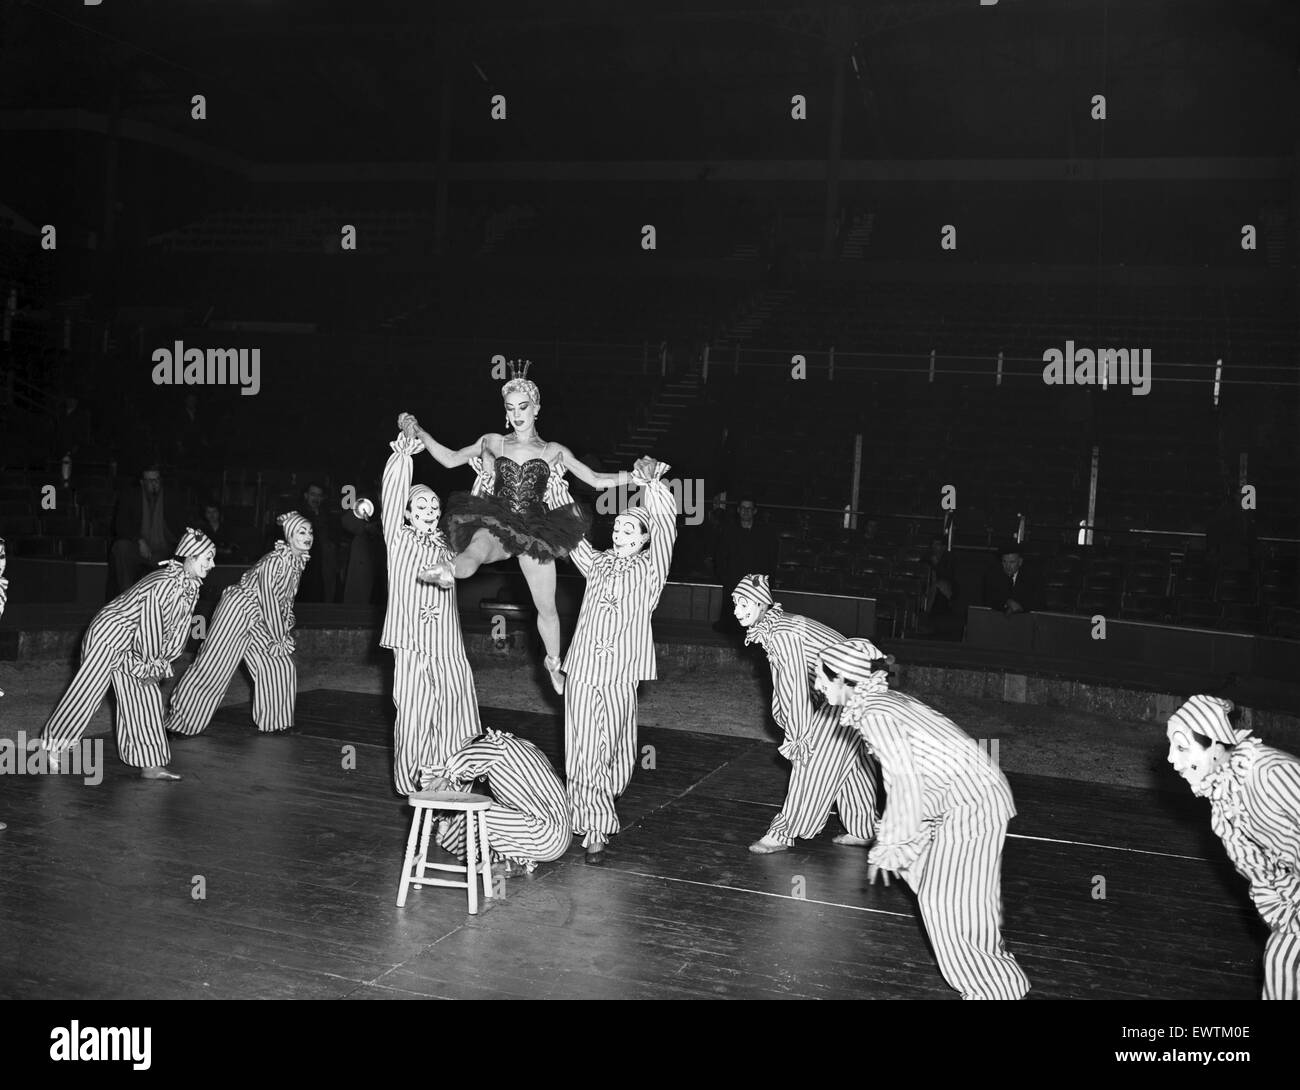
[{"xmin": 0, "ymin": 690, "xmax": 1268, "ymax": 1000}]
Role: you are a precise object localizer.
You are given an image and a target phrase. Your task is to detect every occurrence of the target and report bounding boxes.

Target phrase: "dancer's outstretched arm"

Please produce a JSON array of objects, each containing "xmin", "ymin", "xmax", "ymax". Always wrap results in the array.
[
  {"xmin": 552, "ymin": 443, "xmax": 631, "ymax": 492},
  {"xmin": 401, "ymin": 412, "xmax": 491, "ymax": 470}
]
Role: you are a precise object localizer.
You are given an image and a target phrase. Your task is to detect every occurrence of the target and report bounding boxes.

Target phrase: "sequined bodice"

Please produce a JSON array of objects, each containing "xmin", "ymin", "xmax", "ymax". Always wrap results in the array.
[{"xmin": 494, "ymin": 457, "xmax": 550, "ymax": 516}]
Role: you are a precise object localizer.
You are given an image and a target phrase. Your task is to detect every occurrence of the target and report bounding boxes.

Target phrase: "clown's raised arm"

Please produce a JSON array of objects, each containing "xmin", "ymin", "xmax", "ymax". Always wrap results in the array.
[
  {"xmin": 545, "ymin": 469, "xmax": 598, "ymax": 578},
  {"xmin": 382, "ymin": 430, "xmax": 426, "ymax": 546},
  {"xmin": 636, "ymin": 458, "xmax": 678, "ymax": 599}
]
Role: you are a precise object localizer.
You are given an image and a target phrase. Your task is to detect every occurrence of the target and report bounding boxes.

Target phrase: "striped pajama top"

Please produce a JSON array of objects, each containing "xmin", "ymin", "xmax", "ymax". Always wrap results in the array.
[
  {"xmin": 443, "ymin": 730, "xmax": 569, "ymax": 829},
  {"xmin": 842, "ymin": 688, "xmax": 1016, "ymax": 870},
  {"xmin": 87, "ymin": 562, "xmax": 201, "ymax": 679},
  {"xmin": 746, "ymin": 605, "xmax": 845, "ymax": 762},
  {"xmin": 228, "ymin": 541, "xmax": 307, "ymax": 647},
  {"xmin": 1205, "ymin": 739, "xmax": 1300, "ymax": 933},
  {"xmin": 559, "ymin": 476, "xmax": 678, "ymax": 685},
  {"xmin": 379, "ymin": 437, "xmax": 467, "ymax": 656}
]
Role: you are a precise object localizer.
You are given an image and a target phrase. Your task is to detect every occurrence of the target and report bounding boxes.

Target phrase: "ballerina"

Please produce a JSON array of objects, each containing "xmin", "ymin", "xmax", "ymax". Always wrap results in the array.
[{"xmin": 401, "ymin": 363, "xmax": 637, "ymax": 695}]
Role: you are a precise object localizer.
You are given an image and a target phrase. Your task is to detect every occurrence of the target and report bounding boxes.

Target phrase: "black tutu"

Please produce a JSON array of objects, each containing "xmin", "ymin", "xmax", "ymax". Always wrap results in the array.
[{"xmin": 442, "ymin": 492, "xmax": 591, "ymax": 561}]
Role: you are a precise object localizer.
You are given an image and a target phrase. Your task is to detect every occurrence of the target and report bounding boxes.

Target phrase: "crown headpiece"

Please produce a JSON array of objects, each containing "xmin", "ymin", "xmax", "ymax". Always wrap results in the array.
[{"xmin": 501, "ymin": 359, "xmax": 541, "ymax": 407}]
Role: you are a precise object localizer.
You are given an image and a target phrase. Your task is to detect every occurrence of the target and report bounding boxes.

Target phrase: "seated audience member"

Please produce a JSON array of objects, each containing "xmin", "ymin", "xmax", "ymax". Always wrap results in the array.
[
  {"xmin": 340, "ymin": 480, "xmax": 384, "ymax": 605},
  {"xmin": 295, "ymin": 481, "xmax": 340, "ymax": 602},
  {"xmin": 713, "ymin": 497, "xmax": 779, "ymax": 634},
  {"xmin": 922, "ymin": 535, "xmax": 963, "ymax": 639},
  {"xmin": 51, "ymin": 394, "xmax": 94, "ymax": 462},
  {"xmin": 1206, "ymin": 481, "xmax": 1259, "ymax": 575},
  {"xmin": 981, "ymin": 542, "xmax": 1042, "ymax": 615},
  {"xmin": 109, "ymin": 465, "xmax": 177, "ymax": 596},
  {"xmin": 197, "ymin": 502, "xmax": 240, "ymax": 563}
]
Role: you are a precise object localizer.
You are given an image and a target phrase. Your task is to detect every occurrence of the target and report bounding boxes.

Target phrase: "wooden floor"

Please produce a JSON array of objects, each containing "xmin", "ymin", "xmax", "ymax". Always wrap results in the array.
[{"xmin": 0, "ymin": 690, "xmax": 1269, "ymax": 1000}]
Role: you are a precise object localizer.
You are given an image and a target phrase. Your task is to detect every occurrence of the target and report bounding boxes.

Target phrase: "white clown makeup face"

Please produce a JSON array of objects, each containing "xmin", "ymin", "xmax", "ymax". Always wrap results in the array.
[
  {"xmin": 732, "ymin": 594, "xmax": 767, "ymax": 628},
  {"xmin": 406, "ymin": 492, "xmax": 442, "ymax": 535},
  {"xmin": 184, "ymin": 546, "xmax": 217, "ymax": 581},
  {"xmin": 1166, "ymin": 722, "xmax": 1226, "ymax": 796},
  {"xmin": 814, "ymin": 666, "xmax": 854, "ymax": 708},
  {"xmin": 288, "ymin": 522, "xmax": 315, "ymax": 553},
  {"xmin": 611, "ymin": 514, "xmax": 649, "ymax": 558},
  {"xmin": 504, "ymin": 393, "xmax": 538, "ymax": 433}
]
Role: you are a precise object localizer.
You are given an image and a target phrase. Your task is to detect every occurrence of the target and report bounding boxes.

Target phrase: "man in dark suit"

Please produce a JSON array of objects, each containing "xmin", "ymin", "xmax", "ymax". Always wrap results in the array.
[
  {"xmin": 713, "ymin": 497, "xmax": 780, "ymax": 634},
  {"xmin": 109, "ymin": 465, "xmax": 178, "ymax": 596},
  {"xmin": 294, "ymin": 481, "xmax": 340, "ymax": 602},
  {"xmin": 922, "ymin": 535, "xmax": 963, "ymax": 639},
  {"xmin": 982, "ymin": 542, "xmax": 1042, "ymax": 616}
]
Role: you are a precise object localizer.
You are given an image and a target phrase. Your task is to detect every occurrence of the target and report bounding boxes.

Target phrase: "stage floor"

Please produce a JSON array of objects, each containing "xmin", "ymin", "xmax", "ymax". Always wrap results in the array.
[{"xmin": 0, "ymin": 691, "xmax": 1268, "ymax": 1000}]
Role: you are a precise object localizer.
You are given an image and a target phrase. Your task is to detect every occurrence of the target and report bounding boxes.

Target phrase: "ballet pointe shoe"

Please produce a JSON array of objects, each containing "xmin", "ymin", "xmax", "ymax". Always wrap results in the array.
[
  {"xmin": 417, "ymin": 560, "xmax": 456, "ymax": 589},
  {"xmin": 584, "ymin": 834, "xmax": 607, "ymax": 865},
  {"xmin": 140, "ymin": 766, "xmax": 182, "ymax": 781},
  {"xmin": 544, "ymin": 655, "xmax": 566, "ymax": 696},
  {"xmin": 748, "ymin": 835, "xmax": 791, "ymax": 855}
]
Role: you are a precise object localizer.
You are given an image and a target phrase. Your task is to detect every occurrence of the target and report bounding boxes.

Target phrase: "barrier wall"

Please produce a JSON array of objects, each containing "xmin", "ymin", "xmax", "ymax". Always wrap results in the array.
[{"xmin": 964, "ymin": 606, "xmax": 1293, "ymax": 681}]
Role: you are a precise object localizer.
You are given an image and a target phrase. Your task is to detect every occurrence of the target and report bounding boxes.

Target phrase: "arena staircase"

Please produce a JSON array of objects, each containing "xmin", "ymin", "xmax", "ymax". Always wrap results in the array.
[
  {"xmin": 714, "ymin": 287, "xmax": 796, "ymax": 349},
  {"xmin": 611, "ymin": 367, "xmax": 703, "ymax": 463},
  {"xmin": 839, "ymin": 212, "xmax": 875, "ymax": 259}
]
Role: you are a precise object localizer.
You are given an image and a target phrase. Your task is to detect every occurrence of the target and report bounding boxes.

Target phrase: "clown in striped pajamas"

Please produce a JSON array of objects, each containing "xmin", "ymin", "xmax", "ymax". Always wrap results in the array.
[
  {"xmin": 1166, "ymin": 694, "xmax": 1300, "ymax": 1000},
  {"xmin": 429, "ymin": 729, "xmax": 572, "ymax": 875},
  {"xmin": 732, "ymin": 574, "xmax": 878, "ymax": 854},
  {"xmin": 818, "ymin": 637, "xmax": 1030, "ymax": 1000},
  {"xmin": 381, "ymin": 424, "xmax": 480, "ymax": 796},
  {"xmin": 41, "ymin": 529, "xmax": 216, "ymax": 781},
  {"xmin": 166, "ymin": 513, "xmax": 312, "ymax": 736},
  {"xmin": 552, "ymin": 457, "xmax": 677, "ymax": 863}
]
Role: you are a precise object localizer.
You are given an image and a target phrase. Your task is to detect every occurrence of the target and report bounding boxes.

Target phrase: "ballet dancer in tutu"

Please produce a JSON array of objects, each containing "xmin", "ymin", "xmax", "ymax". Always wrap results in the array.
[{"xmin": 401, "ymin": 362, "xmax": 640, "ymax": 695}]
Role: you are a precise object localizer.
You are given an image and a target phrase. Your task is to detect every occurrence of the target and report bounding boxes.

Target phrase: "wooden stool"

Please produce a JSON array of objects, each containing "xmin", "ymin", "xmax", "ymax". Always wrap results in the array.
[{"xmin": 396, "ymin": 791, "xmax": 495, "ymax": 914}]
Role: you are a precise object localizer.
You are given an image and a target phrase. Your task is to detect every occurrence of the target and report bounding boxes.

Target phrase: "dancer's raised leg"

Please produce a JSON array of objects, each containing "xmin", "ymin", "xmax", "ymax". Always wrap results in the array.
[{"xmin": 452, "ymin": 529, "xmax": 509, "ymax": 579}]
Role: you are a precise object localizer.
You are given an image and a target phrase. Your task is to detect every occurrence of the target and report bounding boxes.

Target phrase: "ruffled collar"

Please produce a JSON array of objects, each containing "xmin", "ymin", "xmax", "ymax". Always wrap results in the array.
[
  {"xmin": 838, "ymin": 674, "xmax": 893, "ymax": 729},
  {"xmin": 743, "ymin": 603, "xmax": 784, "ymax": 646},
  {"xmin": 1203, "ymin": 737, "xmax": 1263, "ymax": 805},
  {"xmin": 273, "ymin": 540, "xmax": 310, "ymax": 572},
  {"xmin": 600, "ymin": 548, "xmax": 644, "ymax": 574},
  {"xmin": 409, "ymin": 525, "xmax": 448, "ymax": 550},
  {"xmin": 157, "ymin": 558, "xmax": 203, "ymax": 588}
]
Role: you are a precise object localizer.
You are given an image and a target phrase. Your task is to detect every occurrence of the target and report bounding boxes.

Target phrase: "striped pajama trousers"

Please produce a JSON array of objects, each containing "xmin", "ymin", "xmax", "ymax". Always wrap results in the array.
[
  {"xmin": 167, "ymin": 590, "xmax": 296, "ymax": 735},
  {"xmin": 42, "ymin": 637, "xmax": 172, "ymax": 770},
  {"xmin": 437, "ymin": 807, "xmax": 569, "ymax": 865},
  {"xmin": 901, "ymin": 807, "xmax": 1030, "ymax": 1000},
  {"xmin": 1263, "ymin": 929, "xmax": 1300, "ymax": 1000},
  {"xmin": 769, "ymin": 707, "xmax": 878, "ymax": 844},
  {"xmin": 391, "ymin": 648, "xmax": 480, "ymax": 797},
  {"xmin": 565, "ymin": 677, "xmax": 639, "ymax": 844}
]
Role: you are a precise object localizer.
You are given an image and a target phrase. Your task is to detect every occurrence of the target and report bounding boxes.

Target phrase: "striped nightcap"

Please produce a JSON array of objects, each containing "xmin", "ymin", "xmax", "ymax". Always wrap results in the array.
[
  {"xmin": 618, "ymin": 506, "xmax": 652, "ymax": 532},
  {"xmin": 278, "ymin": 512, "xmax": 311, "ymax": 541},
  {"xmin": 819, "ymin": 637, "xmax": 888, "ymax": 682},
  {"xmin": 732, "ymin": 573, "xmax": 773, "ymax": 607},
  {"xmin": 1168, "ymin": 694, "xmax": 1250, "ymax": 746},
  {"xmin": 175, "ymin": 527, "xmax": 214, "ymax": 557}
]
